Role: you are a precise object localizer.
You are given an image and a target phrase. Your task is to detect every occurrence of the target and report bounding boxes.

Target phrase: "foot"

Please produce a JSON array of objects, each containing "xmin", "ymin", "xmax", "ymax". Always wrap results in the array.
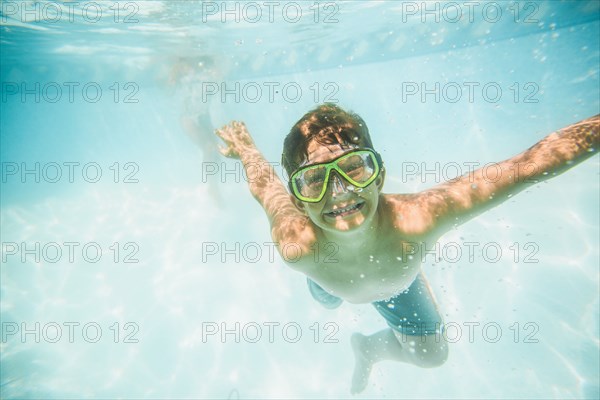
[{"xmin": 350, "ymin": 333, "xmax": 373, "ymax": 394}]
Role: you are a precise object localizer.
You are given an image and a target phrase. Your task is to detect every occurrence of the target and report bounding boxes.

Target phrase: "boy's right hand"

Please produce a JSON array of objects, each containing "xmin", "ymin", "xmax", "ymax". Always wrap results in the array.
[{"xmin": 215, "ymin": 121, "xmax": 255, "ymax": 159}]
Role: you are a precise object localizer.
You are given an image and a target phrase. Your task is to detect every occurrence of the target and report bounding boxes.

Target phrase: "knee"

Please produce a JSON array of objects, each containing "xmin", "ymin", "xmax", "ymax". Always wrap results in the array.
[
  {"xmin": 427, "ymin": 341, "xmax": 449, "ymax": 367},
  {"xmin": 415, "ymin": 339, "xmax": 448, "ymax": 368}
]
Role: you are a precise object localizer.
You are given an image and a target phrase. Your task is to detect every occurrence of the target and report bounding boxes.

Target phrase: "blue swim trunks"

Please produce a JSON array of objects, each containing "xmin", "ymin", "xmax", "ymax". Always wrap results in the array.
[{"xmin": 306, "ymin": 272, "xmax": 443, "ymax": 336}]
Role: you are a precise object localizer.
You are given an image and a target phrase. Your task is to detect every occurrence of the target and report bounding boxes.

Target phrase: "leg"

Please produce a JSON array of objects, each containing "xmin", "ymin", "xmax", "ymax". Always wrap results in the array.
[
  {"xmin": 351, "ymin": 328, "xmax": 448, "ymax": 394},
  {"xmin": 180, "ymin": 112, "xmax": 222, "ymax": 203},
  {"xmin": 350, "ymin": 272, "xmax": 447, "ymax": 393}
]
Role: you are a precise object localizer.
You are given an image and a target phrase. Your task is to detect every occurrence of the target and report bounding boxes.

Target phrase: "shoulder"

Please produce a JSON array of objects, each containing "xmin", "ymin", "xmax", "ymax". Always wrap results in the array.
[{"xmin": 380, "ymin": 192, "xmax": 448, "ymax": 236}]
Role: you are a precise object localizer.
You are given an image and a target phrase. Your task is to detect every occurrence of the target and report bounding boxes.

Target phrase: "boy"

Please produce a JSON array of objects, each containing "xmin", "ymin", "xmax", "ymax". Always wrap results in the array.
[{"xmin": 215, "ymin": 104, "xmax": 598, "ymax": 393}]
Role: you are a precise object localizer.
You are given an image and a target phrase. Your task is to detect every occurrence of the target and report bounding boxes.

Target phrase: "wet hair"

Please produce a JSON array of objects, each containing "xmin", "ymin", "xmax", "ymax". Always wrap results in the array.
[{"xmin": 282, "ymin": 103, "xmax": 376, "ymax": 177}]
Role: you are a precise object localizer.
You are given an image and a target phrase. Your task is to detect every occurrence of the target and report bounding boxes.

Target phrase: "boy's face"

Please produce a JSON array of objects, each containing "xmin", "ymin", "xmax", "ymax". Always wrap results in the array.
[{"xmin": 291, "ymin": 141, "xmax": 385, "ymax": 233}]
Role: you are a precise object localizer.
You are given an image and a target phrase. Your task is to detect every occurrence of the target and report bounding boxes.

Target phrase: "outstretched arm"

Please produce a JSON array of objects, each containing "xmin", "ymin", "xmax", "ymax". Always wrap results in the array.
[
  {"xmin": 215, "ymin": 122, "xmax": 317, "ymax": 262},
  {"xmin": 407, "ymin": 114, "xmax": 599, "ymax": 235}
]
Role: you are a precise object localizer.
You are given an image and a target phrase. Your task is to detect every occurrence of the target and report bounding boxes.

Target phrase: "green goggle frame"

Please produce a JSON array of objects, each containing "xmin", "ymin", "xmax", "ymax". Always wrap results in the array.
[{"xmin": 288, "ymin": 149, "xmax": 382, "ymax": 203}]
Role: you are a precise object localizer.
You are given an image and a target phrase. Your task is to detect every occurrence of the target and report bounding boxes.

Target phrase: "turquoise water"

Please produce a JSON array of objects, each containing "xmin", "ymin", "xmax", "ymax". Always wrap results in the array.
[{"xmin": 1, "ymin": 1, "xmax": 599, "ymax": 398}]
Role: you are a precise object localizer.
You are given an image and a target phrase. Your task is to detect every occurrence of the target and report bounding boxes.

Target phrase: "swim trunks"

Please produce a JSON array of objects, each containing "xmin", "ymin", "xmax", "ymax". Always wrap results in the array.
[{"xmin": 306, "ymin": 272, "xmax": 443, "ymax": 336}]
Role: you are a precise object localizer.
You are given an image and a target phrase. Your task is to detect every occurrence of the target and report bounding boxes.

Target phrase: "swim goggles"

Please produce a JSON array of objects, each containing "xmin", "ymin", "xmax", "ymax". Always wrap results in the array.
[{"xmin": 288, "ymin": 149, "xmax": 382, "ymax": 203}]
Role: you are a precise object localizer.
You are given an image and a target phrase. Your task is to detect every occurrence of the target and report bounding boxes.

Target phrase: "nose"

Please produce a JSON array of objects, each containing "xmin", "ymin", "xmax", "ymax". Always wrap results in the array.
[{"xmin": 328, "ymin": 171, "xmax": 350, "ymax": 196}]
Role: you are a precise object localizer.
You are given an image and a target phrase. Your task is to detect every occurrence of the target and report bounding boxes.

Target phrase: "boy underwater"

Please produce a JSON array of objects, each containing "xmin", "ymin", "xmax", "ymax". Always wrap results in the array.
[{"xmin": 215, "ymin": 104, "xmax": 599, "ymax": 393}]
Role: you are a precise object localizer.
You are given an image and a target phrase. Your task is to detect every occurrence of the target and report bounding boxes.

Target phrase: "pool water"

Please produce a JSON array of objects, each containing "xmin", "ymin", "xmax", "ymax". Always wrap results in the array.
[{"xmin": 1, "ymin": 1, "xmax": 599, "ymax": 399}]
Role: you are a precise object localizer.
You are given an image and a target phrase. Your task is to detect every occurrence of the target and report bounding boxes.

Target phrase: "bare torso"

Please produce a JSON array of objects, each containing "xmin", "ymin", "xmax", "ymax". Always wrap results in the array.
[{"xmin": 294, "ymin": 194, "xmax": 438, "ymax": 304}]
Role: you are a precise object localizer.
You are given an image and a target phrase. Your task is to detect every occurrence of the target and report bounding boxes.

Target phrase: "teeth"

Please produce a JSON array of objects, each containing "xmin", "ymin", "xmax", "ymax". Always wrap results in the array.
[{"xmin": 331, "ymin": 204, "xmax": 360, "ymax": 215}]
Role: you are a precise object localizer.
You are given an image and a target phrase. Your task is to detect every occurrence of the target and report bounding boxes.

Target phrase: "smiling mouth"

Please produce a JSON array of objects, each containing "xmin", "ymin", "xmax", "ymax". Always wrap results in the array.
[{"xmin": 325, "ymin": 202, "xmax": 365, "ymax": 218}]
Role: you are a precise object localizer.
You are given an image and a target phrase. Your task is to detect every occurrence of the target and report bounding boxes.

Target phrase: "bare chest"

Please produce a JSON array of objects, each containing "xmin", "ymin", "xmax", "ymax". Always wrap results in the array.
[{"xmin": 302, "ymin": 239, "xmax": 424, "ymax": 303}]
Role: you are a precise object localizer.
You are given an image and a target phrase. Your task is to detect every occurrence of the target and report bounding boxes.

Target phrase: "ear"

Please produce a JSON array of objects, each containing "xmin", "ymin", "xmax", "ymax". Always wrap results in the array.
[
  {"xmin": 290, "ymin": 194, "xmax": 306, "ymax": 212},
  {"xmin": 375, "ymin": 167, "xmax": 386, "ymax": 191}
]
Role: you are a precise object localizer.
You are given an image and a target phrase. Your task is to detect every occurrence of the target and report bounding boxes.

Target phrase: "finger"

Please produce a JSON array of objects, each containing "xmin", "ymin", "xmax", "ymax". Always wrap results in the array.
[
  {"xmin": 214, "ymin": 127, "xmax": 229, "ymax": 140},
  {"xmin": 216, "ymin": 123, "xmax": 233, "ymax": 135},
  {"xmin": 218, "ymin": 144, "xmax": 233, "ymax": 158}
]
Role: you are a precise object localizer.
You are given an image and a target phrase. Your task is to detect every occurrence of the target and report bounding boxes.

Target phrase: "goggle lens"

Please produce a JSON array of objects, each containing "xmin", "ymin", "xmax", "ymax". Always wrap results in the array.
[{"xmin": 290, "ymin": 150, "xmax": 380, "ymax": 202}]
